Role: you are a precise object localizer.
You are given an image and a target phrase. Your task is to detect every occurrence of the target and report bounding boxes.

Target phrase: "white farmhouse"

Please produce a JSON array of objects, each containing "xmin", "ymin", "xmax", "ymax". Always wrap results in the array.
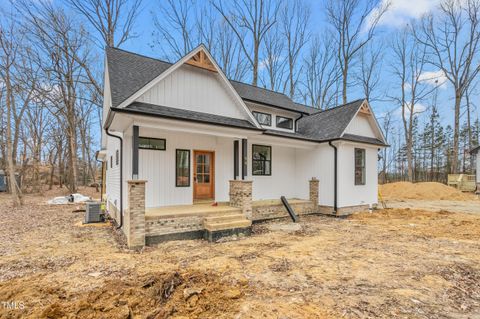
[{"xmin": 97, "ymin": 45, "xmax": 388, "ymax": 248}]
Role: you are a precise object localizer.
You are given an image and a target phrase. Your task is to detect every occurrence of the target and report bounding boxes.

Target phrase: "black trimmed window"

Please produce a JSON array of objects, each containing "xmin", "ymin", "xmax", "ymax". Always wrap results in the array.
[
  {"xmin": 276, "ymin": 116, "xmax": 293, "ymax": 129},
  {"xmin": 355, "ymin": 148, "xmax": 366, "ymax": 185},
  {"xmin": 138, "ymin": 137, "xmax": 166, "ymax": 150},
  {"xmin": 252, "ymin": 111, "xmax": 272, "ymax": 126},
  {"xmin": 110, "ymin": 156, "xmax": 113, "ymax": 168},
  {"xmin": 176, "ymin": 149, "xmax": 190, "ymax": 187},
  {"xmin": 252, "ymin": 144, "xmax": 271, "ymax": 176},
  {"xmin": 115, "ymin": 150, "xmax": 119, "ymax": 166}
]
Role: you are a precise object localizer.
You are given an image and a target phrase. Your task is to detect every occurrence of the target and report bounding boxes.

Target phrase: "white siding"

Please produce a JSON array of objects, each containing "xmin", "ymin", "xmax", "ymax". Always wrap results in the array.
[
  {"xmin": 247, "ymin": 141, "xmax": 297, "ymax": 200},
  {"xmin": 476, "ymin": 150, "xmax": 480, "ymax": 183},
  {"xmin": 136, "ymin": 64, "xmax": 249, "ymax": 121},
  {"xmin": 136, "ymin": 128, "xmax": 233, "ymax": 208},
  {"xmin": 105, "ymin": 135, "xmax": 121, "ymax": 211},
  {"xmin": 344, "ymin": 114, "xmax": 377, "ymax": 138},
  {"xmin": 294, "ymin": 144, "xmax": 335, "ymax": 207},
  {"xmin": 337, "ymin": 143, "xmax": 378, "ymax": 207}
]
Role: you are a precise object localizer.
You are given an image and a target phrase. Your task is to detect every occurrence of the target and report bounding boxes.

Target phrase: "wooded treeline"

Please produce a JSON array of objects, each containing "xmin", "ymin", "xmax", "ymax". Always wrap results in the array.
[{"xmin": 1, "ymin": 0, "xmax": 479, "ymax": 205}]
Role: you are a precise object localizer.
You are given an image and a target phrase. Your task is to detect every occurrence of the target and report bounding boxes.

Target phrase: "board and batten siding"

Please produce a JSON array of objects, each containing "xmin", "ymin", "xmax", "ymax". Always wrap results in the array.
[
  {"xmin": 136, "ymin": 127, "xmax": 234, "ymax": 208},
  {"xmin": 337, "ymin": 143, "xmax": 378, "ymax": 207},
  {"xmin": 105, "ymin": 135, "xmax": 121, "ymax": 211},
  {"xmin": 294, "ymin": 144, "xmax": 335, "ymax": 207},
  {"xmin": 476, "ymin": 149, "xmax": 480, "ymax": 183},
  {"xmin": 247, "ymin": 141, "xmax": 298, "ymax": 200},
  {"xmin": 344, "ymin": 114, "xmax": 377, "ymax": 138},
  {"xmin": 136, "ymin": 64, "xmax": 249, "ymax": 121}
]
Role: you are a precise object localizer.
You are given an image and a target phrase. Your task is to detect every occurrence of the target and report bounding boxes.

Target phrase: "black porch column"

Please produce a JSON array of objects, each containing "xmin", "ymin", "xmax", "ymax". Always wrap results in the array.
[
  {"xmin": 132, "ymin": 125, "xmax": 139, "ymax": 179},
  {"xmin": 241, "ymin": 138, "xmax": 247, "ymax": 180},
  {"xmin": 233, "ymin": 140, "xmax": 239, "ymax": 180}
]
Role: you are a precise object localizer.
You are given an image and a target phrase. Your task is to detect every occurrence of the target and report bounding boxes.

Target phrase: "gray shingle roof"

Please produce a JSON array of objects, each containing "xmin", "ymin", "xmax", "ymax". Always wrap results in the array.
[
  {"xmin": 106, "ymin": 47, "xmax": 171, "ymax": 108},
  {"xmin": 230, "ymin": 81, "xmax": 314, "ymax": 114},
  {"xmin": 342, "ymin": 134, "xmax": 387, "ymax": 146},
  {"xmin": 296, "ymin": 99, "xmax": 365, "ymax": 141},
  {"xmin": 106, "ymin": 47, "xmax": 314, "ymax": 114},
  {"xmin": 113, "ymin": 102, "xmax": 259, "ymax": 130}
]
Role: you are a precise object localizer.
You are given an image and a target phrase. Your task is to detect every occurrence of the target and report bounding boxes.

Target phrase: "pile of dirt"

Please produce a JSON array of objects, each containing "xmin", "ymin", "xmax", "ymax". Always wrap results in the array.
[
  {"xmin": 379, "ymin": 181, "xmax": 475, "ymax": 200},
  {"xmin": 1, "ymin": 270, "xmax": 247, "ymax": 319}
]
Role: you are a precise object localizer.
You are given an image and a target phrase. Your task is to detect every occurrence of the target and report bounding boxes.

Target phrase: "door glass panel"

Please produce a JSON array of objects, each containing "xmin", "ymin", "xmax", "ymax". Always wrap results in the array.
[
  {"xmin": 204, "ymin": 175, "xmax": 210, "ymax": 183},
  {"xmin": 197, "ymin": 165, "xmax": 203, "ymax": 174},
  {"xmin": 197, "ymin": 174, "xmax": 204, "ymax": 183}
]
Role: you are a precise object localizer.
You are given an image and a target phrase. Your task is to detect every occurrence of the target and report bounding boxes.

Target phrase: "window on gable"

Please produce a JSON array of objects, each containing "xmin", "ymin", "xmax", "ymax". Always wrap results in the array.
[
  {"xmin": 138, "ymin": 137, "xmax": 166, "ymax": 150},
  {"xmin": 176, "ymin": 149, "xmax": 190, "ymax": 187},
  {"xmin": 252, "ymin": 111, "xmax": 272, "ymax": 126},
  {"xmin": 355, "ymin": 148, "xmax": 366, "ymax": 185},
  {"xmin": 252, "ymin": 144, "xmax": 271, "ymax": 176},
  {"xmin": 276, "ymin": 116, "xmax": 293, "ymax": 130},
  {"xmin": 115, "ymin": 150, "xmax": 119, "ymax": 166}
]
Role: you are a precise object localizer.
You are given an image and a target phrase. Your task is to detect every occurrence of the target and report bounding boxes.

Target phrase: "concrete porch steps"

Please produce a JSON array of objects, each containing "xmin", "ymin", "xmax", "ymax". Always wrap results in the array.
[
  {"xmin": 203, "ymin": 212, "xmax": 252, "ymax": 241},
  {"xmin": 204, "ymin": 219, "xmax": 252, "ymax": 231}
]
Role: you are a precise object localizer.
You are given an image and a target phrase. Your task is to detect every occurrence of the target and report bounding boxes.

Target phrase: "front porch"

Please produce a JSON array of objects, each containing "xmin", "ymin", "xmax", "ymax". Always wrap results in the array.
[
  {"xmin": 144, "ymin": 198, "xmax": 315, "ymax": 245},
  {"xmin": 123, "ymin": 179, "xmax": 320, "ymax": 249}
]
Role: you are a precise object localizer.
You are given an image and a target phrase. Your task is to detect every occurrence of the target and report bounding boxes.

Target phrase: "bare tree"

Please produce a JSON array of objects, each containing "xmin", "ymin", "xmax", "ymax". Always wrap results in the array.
[
  {"xmin": 261, "ymin": 27, "xmax": 286, "ymax": 91},
  {"xmin": 66, "ymin": 0, "xmax": 142, "ymax": 48},
  {"xmin": 356, "ymin": 43, "xmax": 383, "ymax": 101},
  {"xmin": 390, "ymin": 29, "xmax": 435, "ymax": 182},
  {"xmin": 212, "ymin": 0, "xmax": 280, "ymax": 86},
  {"xmin": 22, "ymin": 2, "xmax": 94, "ymax": 192},
  {"xmin": 414, "ymin": 0, "xmax": 480, "ymax": 173},
  {"xmin": 280, "ymin": 0, "xmax": 310, "ymax": 98},
  {"xmin": 0, "ymin": 21, "xmax": 23, "ymax": 205},
  {"xmin": 300, "ymin": 34, "xmax": 340, "ymax": 110},
  {"xmin": 325, "ymin": 0, "xmax": 389, "ymax": 104},
  {"xmin": 151, "ymin": 0, "xmax": 197, "ymax": 60},
  {"xmin": 212, "ymin": 21, "xmax": 249, "ymax": 81}
]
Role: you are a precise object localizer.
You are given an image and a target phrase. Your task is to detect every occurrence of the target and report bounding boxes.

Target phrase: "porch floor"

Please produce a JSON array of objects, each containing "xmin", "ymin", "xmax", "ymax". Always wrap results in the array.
[
  {"xmin": 145, "ymin": 198, "xmax": 311, "ymax": 220},
  {"xmin": 145, "ymin": 203, "xmax": 239, "ymax": 219}
]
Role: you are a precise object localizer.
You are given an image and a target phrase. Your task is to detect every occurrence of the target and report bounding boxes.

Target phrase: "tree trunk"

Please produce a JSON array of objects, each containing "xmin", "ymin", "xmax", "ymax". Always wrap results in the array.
[
  {"xmin": 5, "ymin": 72, "xmax": 21, "ymax": 206},
  {"xmin": 342, "ymin": 64, "xmax": 348, "ymax": 105},
  {"xmin": 451, "ymin": 93, "xmax": 461, "ymax": 173}
]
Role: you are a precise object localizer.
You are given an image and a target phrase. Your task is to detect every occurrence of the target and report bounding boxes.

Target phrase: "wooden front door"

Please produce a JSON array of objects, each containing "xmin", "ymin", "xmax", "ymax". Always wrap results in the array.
[{"xmin": 193, "ymin": 151, "xmax": 215, "ymax": 200}]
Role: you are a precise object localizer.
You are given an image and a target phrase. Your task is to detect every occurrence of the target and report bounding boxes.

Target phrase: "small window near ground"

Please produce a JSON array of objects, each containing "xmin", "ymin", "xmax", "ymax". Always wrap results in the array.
[
  {"xmin": 276, "ymin": 116, "xmax": 293, "ymax": 129},
  {"xmin": 138, "ymin": 137, "xmax": 166, "ymax": 150},
  {"xmin": 115, "ymin": 150, "xmax": 119, "ymax": 166},
  {"xmin": 176, "ymin": 149, "xmax": 190, "ymax": 187},
  {"xmin": 355, "ymin": 148, "xmax": 366, "ymax": 185},
  {"xmin": 252, "ymin": 111, "xmax": 272, "ymax": 126},
  {"xmin": 252, "ymin": 144, "xmax": 271, "ymax": 176}
]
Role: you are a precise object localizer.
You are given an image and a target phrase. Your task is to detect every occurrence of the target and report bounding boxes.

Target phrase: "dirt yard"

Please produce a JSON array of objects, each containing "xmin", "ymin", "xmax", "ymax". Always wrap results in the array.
[
  {"xmin": 380, "ymin": 181, "xmax": 480, "ymax": 215},
  {"xmin": 1, "ymin": 188, "xmax": 480, "ymax": 318}
]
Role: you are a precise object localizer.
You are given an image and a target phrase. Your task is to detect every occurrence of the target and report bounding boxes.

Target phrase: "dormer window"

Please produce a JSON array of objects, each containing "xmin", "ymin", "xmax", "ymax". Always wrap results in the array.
[
  {"xmin": 276, "ymin": 116, "xmax": 293, "ymax": 130},
  {"xmin": 252, "ymin": 111, "xmax": 272, "ymax": 126}
]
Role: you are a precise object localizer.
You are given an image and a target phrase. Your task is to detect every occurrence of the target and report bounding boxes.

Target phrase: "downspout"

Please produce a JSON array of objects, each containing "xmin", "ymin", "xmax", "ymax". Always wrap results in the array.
[
  {"xmin": 105, "ymin": 127, "xmax": 123, "ymax": 230},
  {"xmin": 328, "ymin": 141, "xmax": 338, "ymax": 214},
  {"xmin": 295, "ymin": 113, "xmax": 304, "ymax": 132}
]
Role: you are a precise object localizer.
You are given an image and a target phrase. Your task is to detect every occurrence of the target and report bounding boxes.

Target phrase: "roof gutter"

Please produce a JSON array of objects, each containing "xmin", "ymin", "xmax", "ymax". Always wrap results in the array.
[{"xmin": 328, "ymin": 141, "xmax": 338, "ymax": 214}]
